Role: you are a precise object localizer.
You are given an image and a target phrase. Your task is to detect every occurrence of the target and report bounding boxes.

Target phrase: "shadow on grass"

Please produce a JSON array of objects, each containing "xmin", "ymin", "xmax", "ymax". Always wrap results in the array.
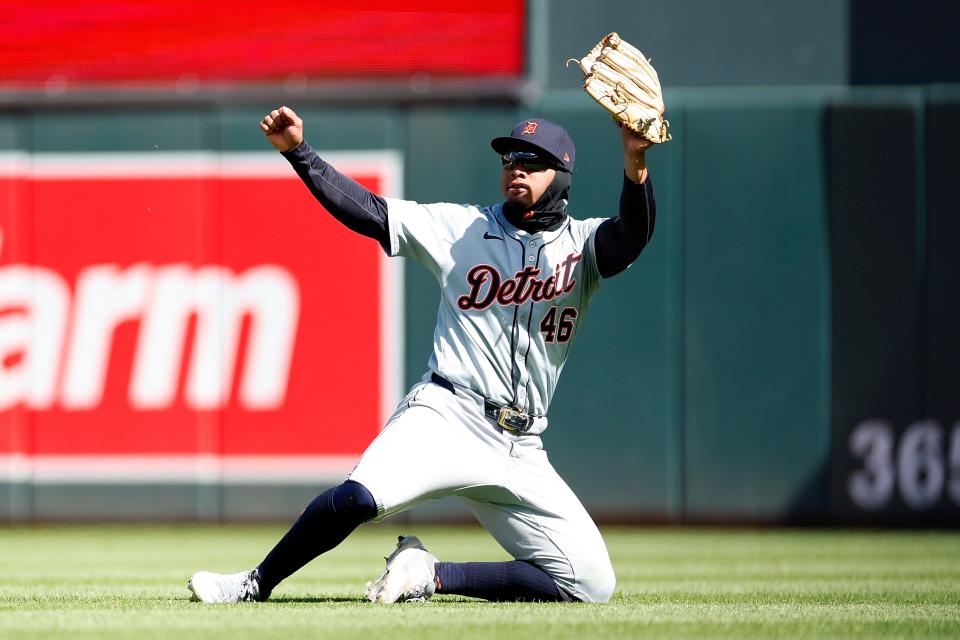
[
  {"xmin": 266, "ymin": 595, "xmax": 481, "ymax": 605},
  {"xmin": 268, "ymin": 596, "xmax": 368, "ymax": 604}
]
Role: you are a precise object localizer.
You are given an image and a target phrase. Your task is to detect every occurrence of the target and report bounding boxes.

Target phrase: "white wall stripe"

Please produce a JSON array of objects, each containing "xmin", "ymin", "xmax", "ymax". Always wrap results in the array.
[
  {"xmin": 0, "ymin": 455, "xmax": 358, "ymax": 484},
  {"xmin": 0, "ymin": 150, "xmax": 404, "ymax": 181}
]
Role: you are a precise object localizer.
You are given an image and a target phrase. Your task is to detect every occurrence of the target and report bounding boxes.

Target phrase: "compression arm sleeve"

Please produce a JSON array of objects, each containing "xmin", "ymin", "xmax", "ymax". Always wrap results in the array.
[
  {"xmin": 281, "ymin": 140, "xmax": 390, "ymax": 249},
  {"xmin": 594, "ymin": 174, "xmax": 657, "ymax": 278}
]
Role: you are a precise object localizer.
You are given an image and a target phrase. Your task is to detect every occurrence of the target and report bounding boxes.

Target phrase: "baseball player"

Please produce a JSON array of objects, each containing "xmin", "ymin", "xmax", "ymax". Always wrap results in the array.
[{"xmin": 188, "ymin": 106, "xmax": 656, "ymax": 604}]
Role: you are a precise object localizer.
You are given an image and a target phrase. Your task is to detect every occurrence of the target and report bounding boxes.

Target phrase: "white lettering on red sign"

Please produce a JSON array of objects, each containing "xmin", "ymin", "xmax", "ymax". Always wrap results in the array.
[{"xmin": 0, "ymin": 250, "xmax": 299, "ymax": 412}]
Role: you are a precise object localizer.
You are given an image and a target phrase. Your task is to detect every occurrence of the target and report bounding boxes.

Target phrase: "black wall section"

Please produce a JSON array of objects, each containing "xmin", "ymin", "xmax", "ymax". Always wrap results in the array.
[
  {"xmin": 926, "ymin": 103, "xmax": 960, "ymax": 428},
  {"xmin": 826, "ymin": 105, "xmax": 928, "ymax": 523},
  {"xmin": 850, "ymin": 0, "xmax": 960, "ymax": 84}
]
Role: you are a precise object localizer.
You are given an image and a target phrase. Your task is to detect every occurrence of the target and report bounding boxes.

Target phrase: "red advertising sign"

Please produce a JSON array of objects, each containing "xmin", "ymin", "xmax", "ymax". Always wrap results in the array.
[
  {"xmin": 0, "ymin": 151, "xmax": 402, "ymax": 482},
  {"xmin": 0, "ymin": 0, "xmax": 525, "ymax": 88}
]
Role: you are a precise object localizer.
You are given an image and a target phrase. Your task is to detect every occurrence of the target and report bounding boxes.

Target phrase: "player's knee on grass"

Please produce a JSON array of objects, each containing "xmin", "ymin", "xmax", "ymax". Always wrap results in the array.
[
  {"xmin": 563, "ymin": 555, "xmax": 616, "ymax": 603},
  {"xmin": 579, "ymin": 563, "xmax": 616, "ymax": 602}
]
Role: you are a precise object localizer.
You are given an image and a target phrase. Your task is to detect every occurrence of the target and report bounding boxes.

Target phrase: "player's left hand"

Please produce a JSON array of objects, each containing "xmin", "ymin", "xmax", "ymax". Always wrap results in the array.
[
  {"xmin": 618, "ymin": 121, "xmax": 653, "ymax": 157},
  {"xmin": 619, "ymin": 122, "xmax": 651, "ymax": 183}
]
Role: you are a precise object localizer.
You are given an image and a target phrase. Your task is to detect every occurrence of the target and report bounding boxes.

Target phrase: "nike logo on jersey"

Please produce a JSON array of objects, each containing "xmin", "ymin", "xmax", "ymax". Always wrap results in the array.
[
  {"xmin": 482, "ymin": 231, "xmax": 502, "ymax": 241},
  {"xmin": 457, "ymin": 253, "xmax": 583, "ymax": 311}
]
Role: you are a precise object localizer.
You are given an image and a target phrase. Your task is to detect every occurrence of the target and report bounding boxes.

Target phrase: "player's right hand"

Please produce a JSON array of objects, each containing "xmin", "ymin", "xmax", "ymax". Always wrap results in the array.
[{"xmin": 260, "ymin": 106, "xmax": 304, "ymax": 152}]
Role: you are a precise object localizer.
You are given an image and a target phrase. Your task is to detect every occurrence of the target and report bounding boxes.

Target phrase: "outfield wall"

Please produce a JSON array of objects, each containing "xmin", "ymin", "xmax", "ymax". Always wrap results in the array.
[
  {"xmin": 1, "ymin": 0, "xmax": 959, "ymax": 525},
  {"xmin": 0, "ymin": 86, "xmax": 958, "ymax": 525}
]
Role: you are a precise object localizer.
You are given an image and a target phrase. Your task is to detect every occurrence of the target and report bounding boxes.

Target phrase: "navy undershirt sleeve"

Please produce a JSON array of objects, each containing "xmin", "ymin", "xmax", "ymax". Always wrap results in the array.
[
  {"xmin": 281, "ymin": 140, "xmax": 390, "ymax": 251},
  {"xmin": 594, "ymin": 174, "xmax": 656, "ymax": 278}
]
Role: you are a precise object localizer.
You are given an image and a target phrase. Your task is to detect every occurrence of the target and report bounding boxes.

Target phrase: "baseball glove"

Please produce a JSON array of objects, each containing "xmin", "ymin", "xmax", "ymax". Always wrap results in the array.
[{"xmin": 568, "ymin": 32, "xmax": 671, "ymax": 144}]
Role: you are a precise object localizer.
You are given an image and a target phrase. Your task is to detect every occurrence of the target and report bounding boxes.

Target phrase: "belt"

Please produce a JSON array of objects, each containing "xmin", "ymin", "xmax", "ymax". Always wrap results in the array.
[{"xmin": 430, "ymin": 372, "xmax": 534, "ymax": 434}]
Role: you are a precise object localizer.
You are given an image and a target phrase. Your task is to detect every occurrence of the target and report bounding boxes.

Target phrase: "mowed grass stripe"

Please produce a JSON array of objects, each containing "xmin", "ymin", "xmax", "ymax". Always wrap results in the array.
[{"xmin": 0, "ymin": 525, "xmax": 958, "ymax": 639}]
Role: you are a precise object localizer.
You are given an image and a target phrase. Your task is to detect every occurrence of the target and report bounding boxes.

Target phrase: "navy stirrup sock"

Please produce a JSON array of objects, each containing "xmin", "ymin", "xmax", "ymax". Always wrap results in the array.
[
  {"xmin": 255, "ymin": 480, "xmax": 376, "ymax": 600},
  {"xmin": 435, "ymin": 560, "xmax": 566, "ymax": 602}
]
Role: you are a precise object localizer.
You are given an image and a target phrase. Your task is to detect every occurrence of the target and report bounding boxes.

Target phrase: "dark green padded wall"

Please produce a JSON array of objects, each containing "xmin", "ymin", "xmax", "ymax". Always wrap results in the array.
[
  {"xmin": 3, "ymin": 90, "xmax": 958, "ymax": 523},
  {"xmin": 32, "ymin": 109, "xmax": 216, "ymax": 151},
  {"xmin": 680, "ymin": 101, "xmax": 830, "ymax": 520}
]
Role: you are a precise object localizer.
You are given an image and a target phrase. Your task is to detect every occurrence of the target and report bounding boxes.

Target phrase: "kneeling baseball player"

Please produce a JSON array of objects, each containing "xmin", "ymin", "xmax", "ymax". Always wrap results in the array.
[
  {"xmin": 187, "ymin": 105, "xmax": 657, "ymax": 604},
  {"xmin": 188, "ymin": 37, "xmax": 667, "ymax": 601}
]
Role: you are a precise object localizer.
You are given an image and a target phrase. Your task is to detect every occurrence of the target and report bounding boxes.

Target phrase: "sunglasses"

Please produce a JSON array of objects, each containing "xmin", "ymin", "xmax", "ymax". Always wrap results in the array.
[{"xmin": 500, "ymin": 150, "xmax": 563, "ymax": 173}]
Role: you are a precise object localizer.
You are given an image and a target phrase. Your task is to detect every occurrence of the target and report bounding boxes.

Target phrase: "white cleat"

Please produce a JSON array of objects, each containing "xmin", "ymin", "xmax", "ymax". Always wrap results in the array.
[
  {"xmin": 365, "ymin": 535, "xmax": 438, "ymax": 603},
  {"xmin": 188, "ymin": 569, "xmax": 261, "ymax": 603}
]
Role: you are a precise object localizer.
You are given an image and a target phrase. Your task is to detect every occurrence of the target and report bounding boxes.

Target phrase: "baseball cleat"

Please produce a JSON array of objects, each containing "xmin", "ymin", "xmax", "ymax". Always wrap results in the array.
[
  {"xmin": 187, "ymin": 568, "xmax": 262, "ymax": 603},
  {"xmin": 365, "ymin": 535, "xmax": 438, "ymax": 603}
]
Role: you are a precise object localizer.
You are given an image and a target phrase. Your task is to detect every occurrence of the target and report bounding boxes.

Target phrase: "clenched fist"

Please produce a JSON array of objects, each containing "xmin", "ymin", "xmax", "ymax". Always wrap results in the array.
[{"xmin": 260, "ymin": 106, "xmax": 303, "ymax": 152}]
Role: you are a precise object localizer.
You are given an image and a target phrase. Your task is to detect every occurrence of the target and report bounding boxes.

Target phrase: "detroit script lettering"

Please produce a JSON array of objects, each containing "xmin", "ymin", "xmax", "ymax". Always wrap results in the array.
[{"xmin": 457, "ymin": 253, "xmax": 583, "ymax": 310}]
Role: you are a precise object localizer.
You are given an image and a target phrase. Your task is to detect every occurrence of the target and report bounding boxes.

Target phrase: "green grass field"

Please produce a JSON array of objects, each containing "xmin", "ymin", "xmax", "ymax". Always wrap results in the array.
[{"xmin": 0, "ymin": 524, "xmax": 958, "ymax": 639}]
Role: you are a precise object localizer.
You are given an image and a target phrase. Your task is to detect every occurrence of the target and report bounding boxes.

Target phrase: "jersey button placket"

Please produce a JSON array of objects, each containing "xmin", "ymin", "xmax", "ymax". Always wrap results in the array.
[{"xmin": 515, "ymin": 242, "xmax": 539, "ymax": 409}]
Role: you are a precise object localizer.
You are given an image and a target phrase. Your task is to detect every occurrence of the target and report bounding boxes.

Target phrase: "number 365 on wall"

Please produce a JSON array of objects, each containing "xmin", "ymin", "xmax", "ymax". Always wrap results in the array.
[{"xmin": 848, "ymin": 420, "xmax": 960, "ymax": 511}]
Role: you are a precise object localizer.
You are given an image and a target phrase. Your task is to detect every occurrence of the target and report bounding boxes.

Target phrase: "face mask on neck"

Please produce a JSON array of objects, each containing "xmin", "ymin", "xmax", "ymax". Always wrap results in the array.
[{"xmin": 503, "ymin": 169, "xmax": 572, "ymax": 233}]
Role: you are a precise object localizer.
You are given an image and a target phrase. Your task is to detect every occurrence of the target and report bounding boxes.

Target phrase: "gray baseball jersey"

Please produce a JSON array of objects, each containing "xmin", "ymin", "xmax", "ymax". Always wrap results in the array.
[
  {"xmin": 349, "ymin": 191, "xmax": 627, "ymax": 603},
  {"xmin": 384, "ymin": 197, "xmax": 605, "ymax": 420}
]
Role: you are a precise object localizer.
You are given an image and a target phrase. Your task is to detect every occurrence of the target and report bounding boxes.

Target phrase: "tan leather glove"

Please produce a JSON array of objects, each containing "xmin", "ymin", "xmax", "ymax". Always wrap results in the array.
[{"xmin": 569, "ymin": 33, "xmax": 671, "ymax": 144}]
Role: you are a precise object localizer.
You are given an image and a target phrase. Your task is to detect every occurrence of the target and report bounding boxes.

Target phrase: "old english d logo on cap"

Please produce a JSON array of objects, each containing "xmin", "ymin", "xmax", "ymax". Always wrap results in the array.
[{"xmin": 491, "ymin": 117, "xmax": 576, "ymax": 171}]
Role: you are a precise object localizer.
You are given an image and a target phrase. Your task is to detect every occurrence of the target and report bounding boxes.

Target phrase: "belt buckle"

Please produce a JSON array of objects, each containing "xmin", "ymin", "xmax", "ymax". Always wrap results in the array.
[{"xmin": 497, "ymin": 406, "xmax": 531, "ymax": 433}]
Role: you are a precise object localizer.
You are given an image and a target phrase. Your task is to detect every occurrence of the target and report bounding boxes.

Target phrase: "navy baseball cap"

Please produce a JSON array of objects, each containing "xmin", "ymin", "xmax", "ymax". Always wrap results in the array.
[{"xmin": 491, "ymin": 118, "xmax": 575, "ymax": 172}]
